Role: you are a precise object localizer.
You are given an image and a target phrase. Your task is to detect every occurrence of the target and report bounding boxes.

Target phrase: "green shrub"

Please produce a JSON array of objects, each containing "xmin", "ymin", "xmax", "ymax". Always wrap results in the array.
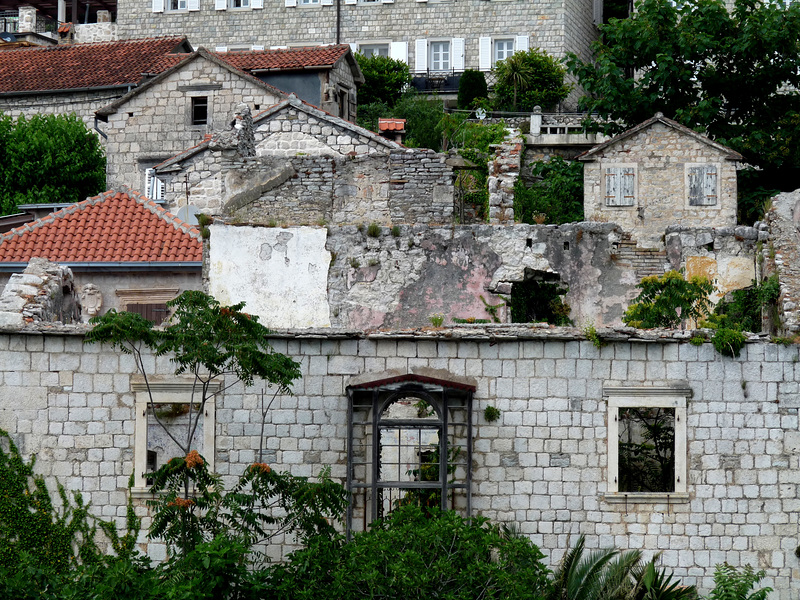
[
  {"xmin": 623, "ymin": 270, "xmax": 714, "ymax": 329},
  {"xmin": 457, "ymin": 69, "xmax": 488, "ymax": 109},
  {"xmin": 514, "ymin": 157, "xmax": 584, "ymax": 224},
  {"xmin": 392, "ymin": 95, "xmax": 445, "ymax": 150},
  {"xmin": 492, "ymin": 49, "xmax": 571, "ymax": 112},
  {"xmin": 708, "ymin": 563, "xmax": 771, "ymax": 600},
  {"xmin": 510, "ymin": 279, "xmax": 573, "ymax": 325},
  {"xmin": 367, "ymin": 222, "xmax": 381, "ymax": 238},
  {"xmin": 484, "ymin": 405, "xmax": 501, "ymax": 422},
  {"xmin": 353, "ymin": 54, "xmax": 411, "ymax": 107},
  {"xmin": 712, "ymin": 328, "xmax": 747, "ymax": 358},
  {"xmin": 356, "ymin": 101, "xmax": 391, "ymax": 133}
]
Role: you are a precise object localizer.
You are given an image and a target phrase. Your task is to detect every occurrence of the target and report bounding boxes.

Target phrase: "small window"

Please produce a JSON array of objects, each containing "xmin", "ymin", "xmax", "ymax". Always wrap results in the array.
[
  {"xmin": 127, "ymin": 303, "xmax": 169, "ymax": 324},
  {"xmin": 191, "ymin": 96, "xmax": 208, "ymax": 126},
  {"xmin": 430, "ymin": 41, "xmax": 450, "ymax": 71},
  {"xmin": 687, "ymin": 164, "xmax": 718, "ymax": 206},
  {"xmin": 144, "ymin": 168, "xmax": 166, "ymax": 200},
  {"xmin": 494, "ymin": 38, "xmax": 514, "ymax": 64},
  {"xmin": 168, "ymin": 0, "xmax": 187, "ymax": 9},
  {"xmin": 604, "ymin": 165, "xmax": 636, "ymax": 206},
  {"xmin": 359, "ymin": 43, "xmax": 389, "ymax": 57},
  {"xmin": 231, "ymin": 0, "xmax": 250, "ymax": 7},
  {"xmin": 300, "ymin": 0, "xmax": 320, "ymax": 4},
  {"xmin": 605, "ymin": 387, "xmax": 689, "ymax": 502}
]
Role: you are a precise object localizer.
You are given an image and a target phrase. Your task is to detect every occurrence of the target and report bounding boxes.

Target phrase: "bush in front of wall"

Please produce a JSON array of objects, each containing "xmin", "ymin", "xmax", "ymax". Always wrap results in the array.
[
  {"xmin": 457, "ymin": 69, "xmax": 489, "ymax": 110},
  {"xmin": 712, "ymin": 327, "xmax": 747, "ymax": 358}
]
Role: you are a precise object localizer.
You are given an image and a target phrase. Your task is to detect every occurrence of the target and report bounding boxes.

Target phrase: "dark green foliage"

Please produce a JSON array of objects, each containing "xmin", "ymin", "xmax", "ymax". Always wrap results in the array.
[
  {"xmin": 492, "ymin": 49, "xmax": 571, "ymax": 112},
  {"xmin": 618, "ymin": 408, "xmax": 675, "ymax": 493},
  {"xmin": 515, "ymin": 157, "xmax": 584, "ymax": 224},
  {"xmin": 484, "ymin": 405, "xmax": 501, "ymax": 422},
  {"xmin": 392, "ymin": 95, "xmax": 445, "ymax": 150},
  {"xmin": 458, "ymin": 69, "xmax": 489, "ymax": 109},
  {"xmin": 366, "ymin": 222, "xmax": 381, "ymax": 237},
  {"xmin": 712, "ymin": 328, "xmax": 747, "ymax": 358},
  {"xmin": 706, "ymin": 276, "xmax": 780, "ymax": 334},
  {"xmin": 355, "ymin": 100, "xmax": 391, "ymax": 133},
  {"xmin": 708, "ymin": 563, "xmax": 771, "ymax": 600},
  {"xmin": 623, "ymin": 271, "xmax": 713, "ymax": 329},
  {"xmin": 511, "ymin": 279, "xmax": 573, "ymax": 325},
  {"xmin": 0, "ymin": 113, "xmax": 105, "ymax": 216},
  {"xmin": 566, "ymin": 0, "xmax": 800, "ymax": 222},
  {"xmin": 354, "ymin": 53, "xmax": 412, "ymax": 107},
  {"xmin": 267, "ymin": 504, "xmax": 550, "ymax": 600}
]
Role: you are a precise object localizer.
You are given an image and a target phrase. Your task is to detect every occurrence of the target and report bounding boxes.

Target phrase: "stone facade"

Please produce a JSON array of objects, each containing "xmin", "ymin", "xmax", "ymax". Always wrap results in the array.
[
  {"xmin": 765, "ymin": 189, "xmax": 800, "ymax": 334},
  {"xmin": 0, "ymin": 259, "xmax": 80, "ymax": 327},
  {"xmin": 0, "ymin": 89, "xmax": 125, "ymax": 128},
  {"xmin": 580, "ymin": 115, "xmax": 741, "ymax": 248},
  {"xmin": 73, "ymin": 22, "xmax": 118, "ymax": 44},
  {"xmin": 1, "ymin": 324, "xmax": 799, "ymax": 597},
  {"xmin": 98, "ymin": 51, "xmax": 286, "ymax": 192}
]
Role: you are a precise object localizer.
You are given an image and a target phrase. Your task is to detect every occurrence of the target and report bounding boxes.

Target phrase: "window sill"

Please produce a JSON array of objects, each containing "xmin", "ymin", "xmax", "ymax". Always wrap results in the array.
[
  {"xmin": 131, "ymin": 487, "xmax": 158, "ymax": 499},
  {"xmin": 603, "ymin": 492, "xmax": 689, "ymax": 504}
]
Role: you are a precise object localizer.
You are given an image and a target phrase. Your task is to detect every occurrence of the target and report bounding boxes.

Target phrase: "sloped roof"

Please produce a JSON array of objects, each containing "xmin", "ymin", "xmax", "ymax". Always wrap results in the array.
[
  {"xmin": 577, "ymin": 113, "xmax": 744, "ymax": 161},
  {"xmin": 379, "ymin": 118, "xmax": 406, "ymax": 132},
  {"xmin": 0, "ymin": 36, "xmax": 191, "ymax": 94},
  {"xmin": 154, "ymin": 94, "xmax": 402, "ymax": 173},
  {"xmin": 96, "ymin": 48, "xmax": 288, "ymax": 117},
  {"xmin": 217, "ymin": 45, "xmax": 363, "ymax": 82},
  {"xmin": 0, "ymin": 189, "xmax": 202, "ymax": 264}
]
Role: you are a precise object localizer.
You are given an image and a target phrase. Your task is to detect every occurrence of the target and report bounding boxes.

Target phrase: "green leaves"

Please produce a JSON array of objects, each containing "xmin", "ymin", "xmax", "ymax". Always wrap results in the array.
[
  {"xmin": 492, "ymin": 49, "xmax": 571, "ymax": 112},
  {"xmin": 354, "ymin": 53, "xmax": 412, "ymax": 107},
  {"xmin": 0, "ymin": 113, "xmax": 105, "ymax": 216},
  {"xmin": 514, "ymin": 157, "xmax": 584, "ymax": 225},
  {"xmin": 623, "ymin": 270, "xmax": 714, "ymax": 329}
]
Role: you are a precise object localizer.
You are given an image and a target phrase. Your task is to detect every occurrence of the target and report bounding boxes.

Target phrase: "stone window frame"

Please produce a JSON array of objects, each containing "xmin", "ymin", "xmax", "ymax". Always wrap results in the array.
[
  {"xmin": 685, "ymin": 162, "xmax": 720, "ymax": 207},
  {"xmin": 603, "ymin": 163, "xmax": 637, "ymax": 207},
  {"xmin": 131, "ymin": 377, "xmax": 219, "ymax": 497},
  {"xmin": 604, "ymin": 386, "xmax": 690, "ymax": 504}
]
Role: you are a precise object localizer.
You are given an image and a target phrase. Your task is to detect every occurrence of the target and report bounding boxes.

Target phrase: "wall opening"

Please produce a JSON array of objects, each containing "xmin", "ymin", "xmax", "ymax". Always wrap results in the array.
[{"xmin": 509, "ymin": 269, "xmax": 572, "ymax": 325}]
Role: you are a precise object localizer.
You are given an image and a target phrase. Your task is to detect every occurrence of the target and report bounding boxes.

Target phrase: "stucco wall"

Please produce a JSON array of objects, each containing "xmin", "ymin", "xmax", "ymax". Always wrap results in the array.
[
  {"xmin": 1, "ymin": 326, "xmax": 798, "ymax": 597},
  {"xmin": 583, "ymin": 122, "xmax": 738, "ymax": 248},
  {"xmin": 102, "ymin": 55, "xmax": 284, "ymax": 192}
]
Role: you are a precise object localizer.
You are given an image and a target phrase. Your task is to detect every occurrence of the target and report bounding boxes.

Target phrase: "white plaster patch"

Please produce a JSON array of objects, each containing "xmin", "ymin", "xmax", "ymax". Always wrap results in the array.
[
  {"xmin": 208, "ymin": 224, "xmax": 331, "ymax": 328},
  {"xmin": 256, "ymin": 132, "xmax": 342, "ymax": 157}
]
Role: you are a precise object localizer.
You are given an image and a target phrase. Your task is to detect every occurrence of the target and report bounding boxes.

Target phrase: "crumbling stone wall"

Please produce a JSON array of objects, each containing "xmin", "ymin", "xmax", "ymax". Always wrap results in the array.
[
  {"xmin": 764, "ymin": 189, "xmax": 800, "ymax": 333},
  {"xmin": 1, "ymin": 325, "xmax": 799, "ymax": 597},
  {"xmin": 0, "ymin": 258, "xmax": 80, "ymax": 327},
  {"xmin": 487, "ymin": 138, "xmax": 522, "ymax": 224}
]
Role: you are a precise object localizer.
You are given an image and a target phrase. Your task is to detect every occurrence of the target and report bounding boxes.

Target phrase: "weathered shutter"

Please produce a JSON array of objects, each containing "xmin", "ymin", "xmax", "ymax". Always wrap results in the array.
[
  {"xmin": 605, "ymin": 169, "xmax": 618, "ymax": 205},
  {"xmin": 152, "ymin": 0, "xmax": 164, "ymax": 12},
  {"xmin": 415, "ymin": 39, "xmax": 428, "ymax": 72},
  {"xmin": 688, "ymin": 165, "xmax": 717, "ymax": 206},
  {"xmin": 390, "ymin": 41, "xmax": 408, "ymax": 63},
  {"xmin": 215, "ymin": 0, "xmax": 226, "ymax": 9},
  {"xmin": 187, "ymin": 0, "xmax": 199, "ymax": 11},
  {"xmin": 605, "ymin": 167, "xmax": 635, "ymax": 206},
  {"xmin": 621, "ymin": 168, "xmax": 635, "ymax": 205},
  {"xmin": 515, "ymin": 35, "xmax": 529, "ymax": 52},
  {"xmin": 252, "ymin": 0, "xmax": 263, "ymax": 8},
  {"xmin": 704, "ymin": 167, "xmax": 718, "ymax": 205},
  {"xmin": 478, "ymin": 37, "xmax": 491, "ymax": 71},
  {"xmin": 128, "ymin": 303, "xmax": 169, "ymax": 324},
  {"xmin": 452, "ymin": 37, "xmax": 465, "ymax": 71}
]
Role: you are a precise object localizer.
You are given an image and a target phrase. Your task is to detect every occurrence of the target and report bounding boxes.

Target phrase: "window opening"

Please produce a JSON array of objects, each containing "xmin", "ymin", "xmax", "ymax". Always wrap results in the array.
[
  {"xmin": 191, "ymin": 96, "xmax": 208, "ymax": 126},
  {"xmin": 430, "ymin": 41, "xmax": 450, "ymax": 71},
  {"xmin": 127, "ymin": 302, "xmax": 169, "ymax": 324},
  {"xmin": 346, "ymin": 376, "xmax": 474, "ymax": 535},
  {"xmin": 359, "ymin": 43, "xmax": 389, "ymax": 57},
  {"xmin": 618, "ymin": 406, "xmax": 675, "ymax": 492},
  {"xmin": 494, "ymin": 38, "xmax": 514, "ymax": 65},
  {"xmin": 231, "ymin": 0, "xmax": 250, "ymax": 6},
  {"xmin": 510, "ymin": 269, "xmax": 572, "ymax": 325},
  {"xmin": 169, "ymin": 0, "xmax": 187, "ymax": 9}
]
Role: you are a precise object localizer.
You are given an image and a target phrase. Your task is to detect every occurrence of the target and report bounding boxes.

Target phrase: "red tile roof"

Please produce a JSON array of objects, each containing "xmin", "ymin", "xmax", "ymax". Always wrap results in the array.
[
  {"xmin": 0, "ymin": 189, "xmax": 202, "ymax": 264},
  {"xmin": 217, "ymin": 44, "xmax": 350, "ymax": 71},
  {"xmin": 379, "ymin": 118, "xmax": 406, "ymax": 132},
  {"xmin": 0, "ymin": 37, "xmax": 190, "ymax": 94}
]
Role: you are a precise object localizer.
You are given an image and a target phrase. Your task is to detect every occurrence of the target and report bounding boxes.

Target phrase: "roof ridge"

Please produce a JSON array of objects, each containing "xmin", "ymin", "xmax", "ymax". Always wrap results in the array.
[{"xmin": 126, "ymin": 188, "xmax": 202, "ymax": 239}]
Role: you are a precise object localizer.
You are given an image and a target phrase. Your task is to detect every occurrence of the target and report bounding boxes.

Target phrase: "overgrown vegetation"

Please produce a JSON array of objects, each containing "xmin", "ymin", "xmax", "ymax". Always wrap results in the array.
[
  {"xmin": 510, "ymin": 278, "xmax": 573, "ymax": 325},
  {"xmin": 458, "ymin": 69, "xmax": 489, "ymax": 110},
  {"xmin": 492, "ymin": 48, "xmax": 571, "ymax": 112},
  {"xmin": 514, "ymin": 157, "xmax": 584, "ymax": 225},
  {"xmin": 702, "ymin": 275, "xmax": 780, "ymax": 334},
  {"xmin": 0, "ymin": 113, "xmax": 106, "ymax": 216},
  {"xmin": 353, "ymin": 53, "xmax": 412, "ymax": 108},
  {"xmin": 623, "ymin": 270, "xmax": 714, "ymax": 329}
]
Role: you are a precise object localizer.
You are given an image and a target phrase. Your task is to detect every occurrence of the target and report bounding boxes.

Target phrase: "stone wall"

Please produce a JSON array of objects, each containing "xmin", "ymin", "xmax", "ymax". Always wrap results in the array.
[
  {"xmin": 583, "ymin": 121, "xmax": 739, "ymax": 248},
  {"xmin": 1, "ymin": 324, "xmax": 799, "ymax": 597},
  {"xmin": 0, "ymin": 259, "xmax": 80, "ymax": 327},
  {"xmin": 102, "ymin": 54, "xmax": 284, "ymax": 192},
  {"xmin": 0, "ymin": 89, "xmax": 125, "ymax": 128},
  {"xmin": 488, "ymin": 138, "xmax": 522, "ymax": 224},
  {"xmin": 73, "ymin": 22, "xmax": 118, "ymax": 43},
  {"xmin": 765, "ymin": 189, "xmax": 800, "ymax": 334}
]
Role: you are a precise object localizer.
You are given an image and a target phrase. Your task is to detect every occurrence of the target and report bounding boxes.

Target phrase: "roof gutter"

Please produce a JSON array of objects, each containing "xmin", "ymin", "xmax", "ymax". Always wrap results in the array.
[{"xmin": 0, "ymin": 262, "xmax": 201, "ymax": 273}]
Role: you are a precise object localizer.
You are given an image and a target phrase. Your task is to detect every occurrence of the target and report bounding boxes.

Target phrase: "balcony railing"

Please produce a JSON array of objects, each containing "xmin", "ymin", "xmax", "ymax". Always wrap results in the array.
[
  {"xmin": 0, "ymin": 11, "xmax": 19, "ymax": 33},
  {"xmin": 411, "ymin": 69, "xmax": 501, "ymax": 95},
  {"xmin": 0, "ymin": 10, "xmax": 59, "ymax": 35}
]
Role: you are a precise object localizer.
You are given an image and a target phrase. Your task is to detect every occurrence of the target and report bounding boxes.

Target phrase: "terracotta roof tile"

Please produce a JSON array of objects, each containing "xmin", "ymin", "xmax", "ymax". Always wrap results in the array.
[
  {"xmin": 217, "ymin": 44, "xmax": 350, "ymax": 72},
  {"xmin": 379, "ymin": 118, "xmax": 406, "ymax": 132},
  {"xmin": 0, "ymin": 189, "xmax": 202, "ymax": 264},
  {"xmin": 0, "ymin": 37, "xmax": 190, "ymax": 94}
]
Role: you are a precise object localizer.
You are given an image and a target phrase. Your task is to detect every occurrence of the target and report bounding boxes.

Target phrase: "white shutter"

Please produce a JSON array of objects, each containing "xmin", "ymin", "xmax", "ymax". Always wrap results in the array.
[
  {"xmin": 216, "ymin": 45, "xmax": 228, "ymax": 52},
  {"xmin": 215, "ymin": 0, "xmax": 226, "ymax": 9},
  {"xmin": 252, "ymin": 0, "xmax": 263, "ymax": 7},
  {"xmin": 382, "ymin": 0, "xmax": 394, "ymax": 4},
  {"xmin": 322, "ymin": 0, "xmax": 334, "ymax": 5},
  {"xmin": 515, "ymin": 35, "xmax": 529, "ymax": 52},
  {"xmin": 593, "ymin": 0, "xmax": 603, "ymax": 25},
  {"xmin": 479, "ymin": 36, "xmax": 491, "ymax": 71},
  {"xmin": 157, "ymin": 177, "xmax": 166, "ymax": 200},
  {"xmin": 344, "ymin": 0, "xmax": 356, "ymax": 5},
  {"xmin": 390, "ymin": 41, "xmax": 408, "ymax": 63},
  {"xmin": 452, "ymin": 37, "xmax": 464, "ymax": 71},
  {"xmin": 152, "ymin": 0, "xmax": 164, "ymax": 12},
  {"xmin": 415, "ymin": 39, "xmax": 428, "ymax": 72},
  {"xmin": 252, "ymin": 44, "xmax": 265, "ymax": 50},
  {"xmin": 145, "ymin": 169, "xmax": 154, "ymax": 198},
  {"xmin": 187, "ymin": 0, "xmax": 199, "ymax": 10}
]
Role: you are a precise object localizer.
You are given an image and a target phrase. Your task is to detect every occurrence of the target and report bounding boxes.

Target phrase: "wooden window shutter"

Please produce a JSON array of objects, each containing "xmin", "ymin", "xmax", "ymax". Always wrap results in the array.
[
  {"xmin": 479, "ymin": 36, "xmax": 491, "ymax": 71},
  {"xmin": 187, "ymin": 0, "xmax": 200, "ymax": 10},
  {"xmin": 515, "ymin": 35, "xmax": 529, "ymax": 52},
  {"xmin": 390, "ymin": 41, "xmax": 408, "ymax": 63},
  {"xmin": 452, "ymin": 38, "xmax": 465, "ymax": 71},
  {"xmin": 215, "ymin": 0, "xmax": 226, "ymax": 9},
  {"xmin": 152, "ymin": 0, "xmax": 165, "ymax": 12},
  {"xmin": 127, "ymin": 303, "xmax": 169, "ymax": 324},
  {"xmin": 415, "ymin": 39, "xmax": 428, "ymax": 72},
  {"xmin": 688, "ymin": 165, "xmax": 717, "ymax": 206},
  {"xmin": 252, "ymin": 0, "xmax": 263, "ymax": 7},
  {"xmin": 605, "ymin": 167, "xmax": 635, "ymax": 206}
]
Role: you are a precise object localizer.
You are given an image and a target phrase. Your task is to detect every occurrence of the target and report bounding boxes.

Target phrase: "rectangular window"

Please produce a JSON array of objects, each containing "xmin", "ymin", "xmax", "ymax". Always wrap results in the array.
[
  {"xmin": 430, "ymin": 41, "xmax": 450, "ymax": 71},
  {"xmin": 494, "ymin": 39, "xmax": 514, "ymax": 64},
  {"xmin": 300, "ymin": 0, "xmax": 320, "ymax": 4},
  {"xmin": 605, "ymin": 387, "xmax": 688, "ymax": 502},
  {"xmin": 359, "ymin": 43, "xmax": 389, "ymax": 57},
  {"xmin": 168, "ymin": 0, "xmax": 188, "ymax": 9},
  {"xmin": 604, "ymin": 165, "xmax": 636, "ymax": 206},
  {"xmin": 687, "ymin": 164, "xmax": 718, "ymax": 206},
  {"xmin": 127, "ymin": 303, "xmax": 169, "ymax": 324},
  {"xmin": 231, "ymin": 0, "xmax": 250, "ymax": 7},
  {"xmin": 191, "ymin": 96, "xmax": 208, "ymax": 126}
]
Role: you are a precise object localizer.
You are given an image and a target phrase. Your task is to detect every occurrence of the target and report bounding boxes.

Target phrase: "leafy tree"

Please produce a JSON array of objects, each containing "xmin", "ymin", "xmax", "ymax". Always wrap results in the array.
[
  {"xmin": 392, "ymin": 95, "xmax": 445, "ymax": 150},
  {"xmin": 566, "ymin": 0, "xmax": 800, "ymax": 221},
  {"xmin": 623, "ymin": 270, "xmax": 714, "ymax": 329},
  {"xmin": 354, "ymin": 53, "xmax": 412, "ymax": 107},
  {"xmin": 514, "ymin": 157, "xmax": 584, "ymax": 224},
  {"xmin": 355, "ymin": 100, "xmax": 391, "ymax": 133},
  {"xmin": 0, "ymin": 113, "xmax": 105, "ymax": 216},
  {"xmin": 458, "ymin": 69, "xmax": 489, "ymax": 109},
  {"xmin": 492, "ymin": 49, "xmax": 571, "ymax": 112},
  {"xmin": 267, "ymin": 504, "xmax": 551, "ymax": 600}
]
